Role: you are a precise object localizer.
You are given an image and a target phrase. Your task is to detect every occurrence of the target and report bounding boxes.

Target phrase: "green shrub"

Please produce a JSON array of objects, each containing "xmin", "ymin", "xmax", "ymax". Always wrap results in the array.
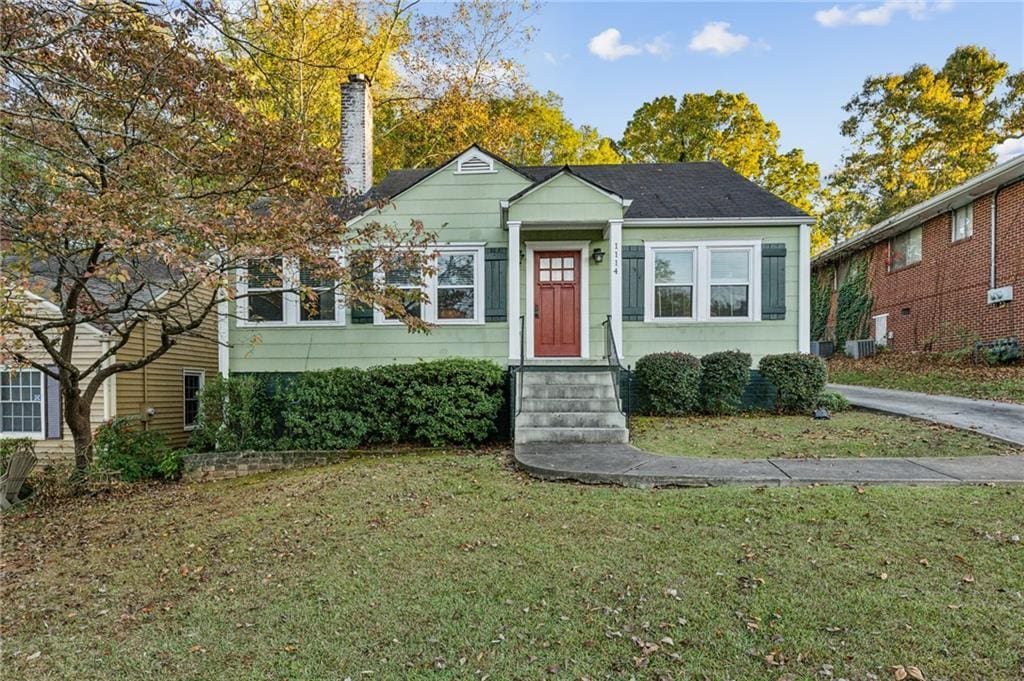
[
  {"xmin": 635, "ymin": 352, "xmax": 702, "ymax": 415},
  {"xmin": 699, "ymin": 350, "xmax": 751, "ymax": 415},
  {"xmin": 281, "ymin": 368, "xmax": 369, "ymax": 449},
  {"xmin": 190, "ymin": 375, "xmax": 279, "ymax": 452},
  {"xmin": 759, "ymin": 353, "xmax": 828, "ymax": 414},
  {"xmin": 979, "ymin": 338, "xmax": 1022, "ymax": 365},
  {"xmin": 816, "ymin": 391, "xmax": 851, "ymax": 413},
  {"xmin": 95, "ymin": 417, "xmax": 182, "ymax": 482},
  {"xmin": 399, "ymin": 358, "xmax": 505, "ymax": 446},
  {"xmin": 362, "ymin": 365, "xmax": 415, "ymax": 444}
]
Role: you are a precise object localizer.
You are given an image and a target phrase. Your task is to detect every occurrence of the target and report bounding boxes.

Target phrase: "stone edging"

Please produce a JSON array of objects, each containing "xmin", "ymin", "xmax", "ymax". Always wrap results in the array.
[{"xmin": 182, "ymin": 450, "xmax": 358, "ymax": 481}]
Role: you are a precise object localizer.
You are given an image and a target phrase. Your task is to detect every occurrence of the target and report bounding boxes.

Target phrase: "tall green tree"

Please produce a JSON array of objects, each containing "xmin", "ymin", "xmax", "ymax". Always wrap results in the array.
[
  {"xmin": 826, "ymin": 45, "xmax": 1024, "ymax": 237},
  {"xmin": 216, "ymin": 1, "xmax": 618, "ymax": 177},
  {"xmin": 619, "ymin": 91, "xmax": 820, "ymax": 218}
]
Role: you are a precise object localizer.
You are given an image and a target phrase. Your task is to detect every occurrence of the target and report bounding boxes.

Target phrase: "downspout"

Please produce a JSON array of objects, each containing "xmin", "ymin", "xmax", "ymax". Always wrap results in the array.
[
  {"xmin": 142, "ymin": 323, "xmax": 149, "ymax": 431},
  {"xmin": 990, "ymin": 186, "xmax": 999, "ymax": 289}
]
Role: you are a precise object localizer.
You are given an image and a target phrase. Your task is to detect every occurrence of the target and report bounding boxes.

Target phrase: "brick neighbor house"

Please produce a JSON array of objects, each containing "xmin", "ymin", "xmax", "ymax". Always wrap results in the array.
[{"xmin": 812, "ymin": 155, "xmax": 1023, "ymax": 353}]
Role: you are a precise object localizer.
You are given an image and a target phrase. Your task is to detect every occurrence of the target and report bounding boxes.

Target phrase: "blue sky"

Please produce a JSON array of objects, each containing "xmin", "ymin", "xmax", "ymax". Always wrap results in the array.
[{"xmin": 513, "ymin": 1, "xmax": 1024, "ymax": 173}]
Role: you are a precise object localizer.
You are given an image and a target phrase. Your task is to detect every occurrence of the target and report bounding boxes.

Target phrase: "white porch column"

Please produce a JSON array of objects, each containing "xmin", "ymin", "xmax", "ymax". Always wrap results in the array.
[
  {"xmin": 608, "ymin": 219, "xmax": 623, "ymax": 360},
  {"xmin": 507, "ymin": 220, "xmax": 522, "ymax": 360},
  {"xmin": 798, "ymin": 222, "xmax": 811, "ymax": 354}
]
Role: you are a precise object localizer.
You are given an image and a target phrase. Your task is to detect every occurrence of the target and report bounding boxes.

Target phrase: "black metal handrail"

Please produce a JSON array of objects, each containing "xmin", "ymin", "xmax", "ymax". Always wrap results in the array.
[
  {"xmin": 515, "ymin": 314, "xmax": 526, "ymax": 417},
  {"xmin": 602, "ymin": 315, "xmax": 628, "ymax": 419}
]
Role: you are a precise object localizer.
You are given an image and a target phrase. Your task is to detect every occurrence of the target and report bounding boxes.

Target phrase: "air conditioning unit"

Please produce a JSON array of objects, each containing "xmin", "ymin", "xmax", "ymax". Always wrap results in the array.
[
  {"xmin": 810, "ymin": 341, "xmax": 835, "ymax": 358},
  {"xmin": 845, "ymin": 339, "xmax": 876, "ymax": 359}
]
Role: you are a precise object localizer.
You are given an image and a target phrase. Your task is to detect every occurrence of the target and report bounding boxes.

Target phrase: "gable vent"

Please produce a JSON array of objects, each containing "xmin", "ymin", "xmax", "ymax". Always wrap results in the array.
[{"xmin": 457, "ymin": 154, "xmax": 493, "ymax": 174}]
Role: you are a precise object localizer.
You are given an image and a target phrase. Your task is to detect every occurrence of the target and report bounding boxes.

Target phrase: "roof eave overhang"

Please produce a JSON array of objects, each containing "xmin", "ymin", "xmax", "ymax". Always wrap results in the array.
[
  {"xmin": 812, "ymin": 155, "xmax": 1024, "ymax": 267},
  {"xmin": 624, "ymin": 216, "xmax": 814, "ymax": 227}
]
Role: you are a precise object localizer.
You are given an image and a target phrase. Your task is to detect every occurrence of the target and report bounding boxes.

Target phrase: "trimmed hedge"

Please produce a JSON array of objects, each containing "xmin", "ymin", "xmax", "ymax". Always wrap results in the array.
[
  {"xmin": 758, "ymin": 353, "xmax": 828, "ymax": 413},
  {"xmin": 281, "ymin": 368, "xmax": 369, "ymax": 450},
  {"xmin": 635, "ymin": 352, "xmax": 701, "ymax": 415},
  {"xmin": 191, "ymin": 359, "xmax": 505, "ymax": 451},
  {"xmin": 700, "ymin": 350, "xmax": 751, "ymax": 415},
  {"xmin": 190, "ymin": 374, "xmax": 279, "ymax": 453}
]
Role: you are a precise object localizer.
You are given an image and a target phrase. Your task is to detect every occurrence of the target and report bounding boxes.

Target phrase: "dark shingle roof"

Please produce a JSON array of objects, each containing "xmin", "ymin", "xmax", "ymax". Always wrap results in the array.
[{"xmin": 366, "ymin": 160, "xmax": 809, "ymax": 220}]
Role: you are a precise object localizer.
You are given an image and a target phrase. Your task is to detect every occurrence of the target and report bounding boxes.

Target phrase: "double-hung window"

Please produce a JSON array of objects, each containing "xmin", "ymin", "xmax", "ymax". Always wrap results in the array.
[
  {"xmin": 299, "ymin": 264, "xmax": 338, "ymax": 322},
  {"xmin": 435, "ymin": 249, "xmax": 481, "ymax": 323},
  {"xmin": 709, "ymin": 249, "xmax": 752, "ymax": 318},
  {"xmin": 382, "ymin": 263, "xmax": 425, "ymax": 322},
  {"xmin": 652, "ymin": 249, "xmax": 695, "ymax": 320},
  {"xmin": 182, "ymin": 370, "xmax": 204, "ymax": 430},
  {"xmin": 952, "ymin": 204, "xmax": 973, "ymax": 241},
  {"xmin": 375, "ymin": 246, "xmax": 484, "ymax": 325},
  {"xmin": 1, "ymin": 369, "xmax": 44, "ymax": 437},
  {"xmin": 645, "ymin": 241, "xmax": 760, "ymax": 322},
  {"xmin": 245, "ymin": 258, "xmax": 286, "ymax": 323},
  {"xmin": 239, "ymin": 256, "xmax": 344, "ymax": 325},
  {"xmin": 889, "ymin": 226, "xmax": 922, "ymax": 271}
]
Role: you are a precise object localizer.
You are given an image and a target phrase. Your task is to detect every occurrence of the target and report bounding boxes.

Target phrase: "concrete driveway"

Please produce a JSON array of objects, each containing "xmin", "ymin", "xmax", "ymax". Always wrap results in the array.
[{"xmin": 830, "ymin": 384, "xmax": 1024, "ymax": 447}]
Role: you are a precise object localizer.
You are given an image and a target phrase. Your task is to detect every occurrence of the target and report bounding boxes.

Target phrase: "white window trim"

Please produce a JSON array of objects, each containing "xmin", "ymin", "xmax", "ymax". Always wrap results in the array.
[
  {"xmin": 0, "ymin": 367, "xmax": 46, "ymax": 440},
  {"xmin": 643, "ymin": 240, "xmax": 762, "ymax": 323},
  {"xmin": 951, "ymin": 204, "xmax": 973, "ymax": 242},
  {"xmin": 182, "ymin": 369, "xmax": 205, "ymax": 432},
  {"xmin": 373, "ymin": 245, "xmax": 486, "ymax": 326},
  {"xmin": 237, "ymin": 254, "xmax": 346, "ymax": 328},
  {"xmin": 647, "ymin": 246, "xmax": 697, "ymax": 322}
]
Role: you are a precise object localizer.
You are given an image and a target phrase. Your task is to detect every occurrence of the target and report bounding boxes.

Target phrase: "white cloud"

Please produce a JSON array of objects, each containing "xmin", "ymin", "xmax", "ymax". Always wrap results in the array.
[
  {"xmin": 588, "ymin": 28, "xmax": 641, "ymax": 61},
  {"xmin": 815, "ymin": 1, "xmax": 953, "ymax": 28},
  {"xmin": 644, "ymin": 35, "xmax": 672, "ymax": 57},
  {"xmin": 687, "ymin": 21, "xmax": 752, "ymax": 55},
  {"xmin": 588, "ymin": 28, "xmax": 673, "ymax": 61},
  {"xmin": 994, "ymin": 138, "xmax": 1024, "ymax": 163}
]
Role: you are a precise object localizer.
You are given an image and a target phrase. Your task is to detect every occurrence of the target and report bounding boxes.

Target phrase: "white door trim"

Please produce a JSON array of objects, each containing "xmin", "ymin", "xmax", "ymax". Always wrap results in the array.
[{"xmin": 525, "ymin": 240, "xmax": 590, "ymax": 360}]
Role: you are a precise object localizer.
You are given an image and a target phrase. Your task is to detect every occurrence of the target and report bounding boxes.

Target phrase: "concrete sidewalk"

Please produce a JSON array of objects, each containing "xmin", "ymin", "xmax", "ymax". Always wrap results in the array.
[
  {"xmin": 830, "ymin": 384, "xmax": 1024, "ymax": 446},
  {"xmin": 514, "ymin": 443, "xmax": 1024, "ymax": 488}
]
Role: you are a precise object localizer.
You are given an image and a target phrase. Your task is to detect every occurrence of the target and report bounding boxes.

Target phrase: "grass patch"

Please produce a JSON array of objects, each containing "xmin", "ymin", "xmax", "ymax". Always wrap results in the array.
[
  {"xmin": 631, "ymin": 411, "xmax": 1023, "ymax": 459},
  {"xmin": 829, "ymin": 354, "xmax": 1024, "ymax": 404},
  {"xmin": 3, "ymin": 453, "xmax": 1024, "ymax": 679}
]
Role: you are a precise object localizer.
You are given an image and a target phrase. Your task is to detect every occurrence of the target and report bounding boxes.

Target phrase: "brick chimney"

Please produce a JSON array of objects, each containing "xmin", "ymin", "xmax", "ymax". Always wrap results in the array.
[{"xmin": 340, "ymin": 73, "xmax": 373, "ymax": 195}]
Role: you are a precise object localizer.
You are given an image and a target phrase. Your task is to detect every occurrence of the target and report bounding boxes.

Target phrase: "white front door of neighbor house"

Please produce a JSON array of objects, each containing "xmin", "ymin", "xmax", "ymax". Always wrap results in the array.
[{"xmin": 873, "ymin": 313, "xmax": 888, "ymax": 346}]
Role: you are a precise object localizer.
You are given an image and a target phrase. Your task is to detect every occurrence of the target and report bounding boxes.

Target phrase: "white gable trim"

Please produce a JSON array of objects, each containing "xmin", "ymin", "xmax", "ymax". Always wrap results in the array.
[
  {"xmin": 347, "ymin": 144, "xmax": 533, "ymax": 226},
  {"xmin": 508, "ymin": 168, "xmax": 630, "ymax": 208},
  {"xmin": 453, "ymin": 148, "xmax": 496, "ymax": 175}
]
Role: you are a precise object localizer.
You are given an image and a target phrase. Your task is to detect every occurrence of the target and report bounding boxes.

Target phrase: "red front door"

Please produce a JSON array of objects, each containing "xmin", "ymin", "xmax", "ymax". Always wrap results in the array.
[{"xmin": 534, "ymin": 251, "xmax": 581, "ymax": 357}]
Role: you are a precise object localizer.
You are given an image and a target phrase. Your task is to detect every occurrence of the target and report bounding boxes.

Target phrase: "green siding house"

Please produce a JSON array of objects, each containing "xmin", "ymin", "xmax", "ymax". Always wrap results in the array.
[{"xmin": 222, "ymin": 75, "xmax": 813, "ymax": 443}]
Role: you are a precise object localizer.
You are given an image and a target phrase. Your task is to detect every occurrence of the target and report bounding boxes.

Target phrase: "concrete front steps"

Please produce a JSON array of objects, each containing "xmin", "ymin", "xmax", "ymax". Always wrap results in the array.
[{"xmin": 515, "ymin": 369, "xmax": 628, "ymax": 444}]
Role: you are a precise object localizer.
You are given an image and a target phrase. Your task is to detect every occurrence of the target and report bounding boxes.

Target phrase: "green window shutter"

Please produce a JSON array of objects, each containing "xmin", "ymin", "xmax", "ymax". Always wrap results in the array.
[
  {"xmin": 761, "ymin": 243, "xmax": 786, "ymax": 320},
  {"xmin": 349, "ymin": 258, "xmax": 374, "ymax": 324},
  {"xmin": 622, "ymin": 245, "xmax": 645, "ymax": 321},
  {"xmin": 484, "ymin": 247, "xmax": 507, "ymax": 322}
]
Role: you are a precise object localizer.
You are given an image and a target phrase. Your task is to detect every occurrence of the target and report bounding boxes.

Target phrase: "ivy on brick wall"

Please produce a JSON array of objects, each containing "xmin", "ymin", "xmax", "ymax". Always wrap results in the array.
[
  {"xmin": 834, "ymin": 257, "xmax": 872, "ymax": 348},
  {"xmin": 811, "ymin": 270, "xmax": 832, "ymax": 341}
]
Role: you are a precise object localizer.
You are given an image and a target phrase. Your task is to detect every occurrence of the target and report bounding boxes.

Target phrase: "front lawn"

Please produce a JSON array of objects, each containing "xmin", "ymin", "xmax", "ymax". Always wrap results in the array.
[
  {"xmin": 828, "ymin": 353, "xmax": 1024, "ymax": 404},
  {"xmin": 3, "ymin": 454, "xmax": 1023, "ymax": 680},
  {"xmin": 631, "ymin": 411, "xmax": 1023, "ymax": 459}
]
